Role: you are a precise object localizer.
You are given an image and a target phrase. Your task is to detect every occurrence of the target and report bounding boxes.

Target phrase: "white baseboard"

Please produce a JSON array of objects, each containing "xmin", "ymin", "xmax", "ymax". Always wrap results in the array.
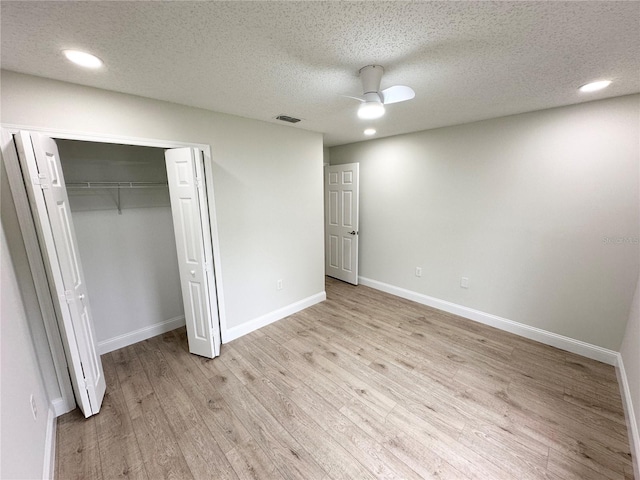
[
  {"xmin": 358, "ymin": 276, "xmax": 618, "ymax": 366},
  {"xmin": 223, "ymin": 292, "xmax": 326, "ymax": 343},
  {"xmin": 97, "ymin": 316, "xmax": 186, "ymax": 355},
  {"xmin": 616, "ymin": 354, "xmax": 640, "ymax": 480},
  {"xmin": 51, "ymin": 396, "xmax": 75, "ymax": 417},
  {"xmin": 43, "ymin": 407, "xmax": 56, "ymax": 480}
]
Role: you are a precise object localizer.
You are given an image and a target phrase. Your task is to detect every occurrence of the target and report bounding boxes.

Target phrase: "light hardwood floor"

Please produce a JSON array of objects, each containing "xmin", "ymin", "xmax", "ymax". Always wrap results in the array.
[{"xmin": 56, "ymin": 277, "xmax": 634, "ymax": 479}]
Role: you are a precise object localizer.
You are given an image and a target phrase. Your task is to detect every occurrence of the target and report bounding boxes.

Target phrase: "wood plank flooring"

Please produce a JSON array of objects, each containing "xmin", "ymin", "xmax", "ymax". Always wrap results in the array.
[{"xmin": 56, "ymin": 277, "xmax": 634, "ymax": 479}]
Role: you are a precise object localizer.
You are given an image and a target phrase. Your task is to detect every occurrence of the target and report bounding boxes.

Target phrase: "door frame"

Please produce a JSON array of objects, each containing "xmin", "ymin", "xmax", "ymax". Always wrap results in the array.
[{"xmin": 1, "ymin": 123, "xmax": 227, "ymax": 416}]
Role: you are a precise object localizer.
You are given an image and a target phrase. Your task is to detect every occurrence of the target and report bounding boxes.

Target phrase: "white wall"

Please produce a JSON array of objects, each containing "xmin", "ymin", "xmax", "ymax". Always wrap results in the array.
[
  {"xmin": 323, "ymin": 146, "xmax": 331, "ymax": 166},
  {"xmin": 1, "ymin": 70, "xmax": 326, "ymax": 337},
  {"xmin": 330, "ymin": 95, "xmax": 639, "ymax": 351},
  {"xmin": 72, "ymin": 207, "xmax": 184, "ymax": 347},
  {"xmin": 1, "ymin": 223, "xmax": 53, "ymax": 480}
]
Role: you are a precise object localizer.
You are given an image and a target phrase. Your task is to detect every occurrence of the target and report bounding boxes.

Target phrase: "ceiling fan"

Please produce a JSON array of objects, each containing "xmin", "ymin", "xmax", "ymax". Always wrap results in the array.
[{"xmin": 348, "ymin": 65, "xmax": 415, "ymax": 119}]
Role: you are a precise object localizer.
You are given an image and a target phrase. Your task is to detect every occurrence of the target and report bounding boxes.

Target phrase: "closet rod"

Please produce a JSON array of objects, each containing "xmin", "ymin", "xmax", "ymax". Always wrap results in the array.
[{"xmin": 66, "ymin": 181, "xmax": 168, "ymax": 189}]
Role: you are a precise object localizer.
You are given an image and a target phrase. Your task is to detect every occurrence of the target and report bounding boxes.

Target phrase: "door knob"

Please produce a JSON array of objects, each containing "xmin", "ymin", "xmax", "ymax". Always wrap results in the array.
[
  {"xmin": 348, "ymin": 231, "xmax": 357, "ymax": 235},
  {"xmin": 190, "ymin": 270, "xmax": 196, "ymax": 276}
]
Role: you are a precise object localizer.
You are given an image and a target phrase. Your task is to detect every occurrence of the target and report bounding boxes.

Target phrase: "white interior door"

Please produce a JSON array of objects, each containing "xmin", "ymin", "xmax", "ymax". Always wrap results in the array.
[
  {"xmin": 325, "ymin": 163, "xmax": 360, "ymax": 285},
  {"xmin": 15, "ymin": 131, "xmax": 105, "ymax": 417},
  {"xmin": 165, "ymin": 147, "xmax": 221, "ymax": 358}
]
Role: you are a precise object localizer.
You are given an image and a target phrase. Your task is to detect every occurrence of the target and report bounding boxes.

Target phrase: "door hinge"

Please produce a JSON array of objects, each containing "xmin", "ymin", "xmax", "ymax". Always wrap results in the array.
[
  {"xmin": 32, "ymin": 174, "xmax": 49, "ymax": 189},
  {"xmin": 79, "ymin": 361, "xmax": 88, "ymax": 389},
  {"xmin": 61, "ymin": 290, "xmax": 75, "ymax": 304},
  {"xmin": 195, "ymin": 178, "xmax": 202, "ymax": 189}
]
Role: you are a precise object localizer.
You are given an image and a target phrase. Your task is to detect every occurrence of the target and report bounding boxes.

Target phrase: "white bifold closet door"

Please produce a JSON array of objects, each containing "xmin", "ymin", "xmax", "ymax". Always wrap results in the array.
[
  {"xmin": 165, "ymin": 148, "xmax": 221, "ymax": 358},
  {"xmin": 16, "ymin": 131, "xmax": 106, "ymax": 417}
]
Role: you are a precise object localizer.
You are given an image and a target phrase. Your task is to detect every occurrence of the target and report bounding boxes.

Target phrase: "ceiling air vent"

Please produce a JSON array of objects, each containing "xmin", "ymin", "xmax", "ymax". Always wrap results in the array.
[{"xmin": 275, "ymin": 115, "xmax": 301, "ymax": 123}]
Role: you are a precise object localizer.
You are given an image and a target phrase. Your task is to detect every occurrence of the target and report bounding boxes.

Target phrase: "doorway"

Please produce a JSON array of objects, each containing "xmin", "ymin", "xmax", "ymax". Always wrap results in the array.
[
  {"xmin": 1, "ymin": 128, "xmax": 225, "ymax": 417},
  {"xmin": 324, "ymin": 162, "xmax": 360, "ymax": 285},
  {"xmin": 56, "ymin": 140, "xmax": 185, "ymax": 354}
]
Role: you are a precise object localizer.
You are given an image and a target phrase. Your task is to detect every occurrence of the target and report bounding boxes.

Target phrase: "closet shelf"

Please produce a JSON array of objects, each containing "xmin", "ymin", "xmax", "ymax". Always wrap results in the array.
[
  {"xmin": 66, "ymin": 182, "xmax": 169, "ymax": 215},
  {"xmin": 66, "ymin": 181, "xmax": 168, "ymax": 189}
]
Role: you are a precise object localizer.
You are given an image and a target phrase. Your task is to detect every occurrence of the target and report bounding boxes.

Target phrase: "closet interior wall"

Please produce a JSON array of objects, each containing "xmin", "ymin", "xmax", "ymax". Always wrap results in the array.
[{"xmin": 57, "ymin": 140, "xmax": 184, "ymax": 353}]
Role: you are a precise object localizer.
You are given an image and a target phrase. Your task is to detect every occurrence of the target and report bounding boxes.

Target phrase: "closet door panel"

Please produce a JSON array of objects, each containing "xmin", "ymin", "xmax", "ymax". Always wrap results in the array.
[
  {"xmin": 166, "ymin": 147, "xmax": 220, "ymax": 358},
  {"xmin": 177, "ymin": 197, "xmax": 199, "ymax": 263},
  {"xmin": 188, "ymin": 281, "xmax": 207, "ymax": 340}
]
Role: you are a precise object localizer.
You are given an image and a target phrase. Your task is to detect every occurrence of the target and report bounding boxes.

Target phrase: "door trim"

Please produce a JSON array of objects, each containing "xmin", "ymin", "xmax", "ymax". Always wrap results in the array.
[{"xmin": 1, "ymin": 124, "xmax": 227, "ymax": 415}]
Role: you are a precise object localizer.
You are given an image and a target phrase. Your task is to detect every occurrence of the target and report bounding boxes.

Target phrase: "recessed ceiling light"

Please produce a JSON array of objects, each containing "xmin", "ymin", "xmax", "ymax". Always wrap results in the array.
[
  {"xmin": 364, "ymin": 128, "xmax": 376, "ymax": 136},
  {"xmin": 63, "ymin": 50, "xmax": 103, "ymax": 69},
  {"xmin": 579, "ymin": 80, "xmax": 612, "ymax": 93},
  {"xmin": 358, "ymin": 102, "xmax": 385, "ymax": 120}
]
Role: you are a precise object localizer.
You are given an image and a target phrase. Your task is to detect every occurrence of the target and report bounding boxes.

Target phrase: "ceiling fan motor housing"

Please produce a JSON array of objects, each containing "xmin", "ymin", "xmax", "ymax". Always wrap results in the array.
[
  {"xmin": 362, "ymin": 92, "xmax": 383, "ymax": 103},
  {"xmin": 359, "ymin": 65, "xmax": 385, "ymax": 96}
]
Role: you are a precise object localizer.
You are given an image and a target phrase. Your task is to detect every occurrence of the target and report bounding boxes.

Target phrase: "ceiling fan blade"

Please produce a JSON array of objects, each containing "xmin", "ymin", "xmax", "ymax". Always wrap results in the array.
[
  {"xmin": 381, "ymin": 85, "xmax": 415, "ymax": 104},
  {"xmin": 341, "ymin": 94, "xmax": 365, "ymax": 102}
]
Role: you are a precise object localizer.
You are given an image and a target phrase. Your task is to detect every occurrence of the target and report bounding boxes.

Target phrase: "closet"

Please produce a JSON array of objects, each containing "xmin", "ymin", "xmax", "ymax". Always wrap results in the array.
[
  {"xmin": 57, "ymin": 140, "xmax": 184, "ymax": 353},
  {"xmin": 4, "ymin": 130, "xmax": 221, "ymax": 417}
]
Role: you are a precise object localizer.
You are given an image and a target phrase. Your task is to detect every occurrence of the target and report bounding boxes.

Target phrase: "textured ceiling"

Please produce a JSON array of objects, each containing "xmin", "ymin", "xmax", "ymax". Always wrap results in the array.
[{"xmin": 2, "ymin": 1, "xmax": 639, "ymax": 146}]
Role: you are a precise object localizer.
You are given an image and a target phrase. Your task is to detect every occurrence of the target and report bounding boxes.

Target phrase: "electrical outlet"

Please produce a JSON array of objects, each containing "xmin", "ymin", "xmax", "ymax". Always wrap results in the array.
[
  {"xmin": 30, "ymin": 394, "xmax": 37, "ymax": 420},
  {"xmin": 276, "ymin": 279, "xmax": 283, "ymax": 290},
  {"xmin": 461, "ymin": 277, "xmax": 469, "ymax": 289},
  {"xmin": 415, "ymin": 267, "xmax": 422, "ymax": 277}
]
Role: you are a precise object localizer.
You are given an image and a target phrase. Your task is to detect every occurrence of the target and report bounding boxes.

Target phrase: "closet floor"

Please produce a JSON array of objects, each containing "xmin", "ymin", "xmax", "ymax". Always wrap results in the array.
[{"xmin": 55, "ymin": 277, "xmax": 633, "ymax": 479}]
